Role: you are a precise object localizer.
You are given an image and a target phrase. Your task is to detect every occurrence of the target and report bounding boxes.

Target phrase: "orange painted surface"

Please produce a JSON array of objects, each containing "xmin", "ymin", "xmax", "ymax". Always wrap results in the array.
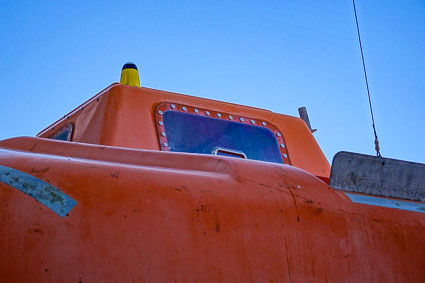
[
  {"xmin": 0, "ymin": 137, "xmax": 424, "ymax": 282},
  {"xmin": 1, "ymin": 84, "xmax": 424, "ymax": 282},
  {"xmin": 37, "ymin": 84, "xmax": 330, "ymax": 178}
]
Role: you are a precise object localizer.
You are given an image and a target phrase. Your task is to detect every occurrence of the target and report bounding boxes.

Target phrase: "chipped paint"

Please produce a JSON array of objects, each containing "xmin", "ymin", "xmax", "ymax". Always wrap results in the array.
[{"xmin": 0, "ymin": 165, "xmax": 76, "ymax": 217}]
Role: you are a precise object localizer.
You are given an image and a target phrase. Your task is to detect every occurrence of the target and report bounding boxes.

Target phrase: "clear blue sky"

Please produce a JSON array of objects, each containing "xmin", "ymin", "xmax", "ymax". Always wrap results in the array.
[{"xmin": 1, "ymin": 1, "xmax": 424, "ymax": 164}]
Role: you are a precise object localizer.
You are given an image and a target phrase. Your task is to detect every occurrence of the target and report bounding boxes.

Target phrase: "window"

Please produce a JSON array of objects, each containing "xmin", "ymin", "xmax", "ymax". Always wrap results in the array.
[
  {"xmin": 155, "ymin": 103, "xmax": 290, "ymax": 164},
  {"xmin": 50, "ymin": 123, "xmax": 73, "ymax": 141}
]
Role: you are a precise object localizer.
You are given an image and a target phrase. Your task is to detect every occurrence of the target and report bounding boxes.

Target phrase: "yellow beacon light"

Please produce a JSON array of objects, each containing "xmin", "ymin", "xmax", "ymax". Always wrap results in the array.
[{"xmin": 120, "ymin": 62, "xmax": 140, "ymax": 87}]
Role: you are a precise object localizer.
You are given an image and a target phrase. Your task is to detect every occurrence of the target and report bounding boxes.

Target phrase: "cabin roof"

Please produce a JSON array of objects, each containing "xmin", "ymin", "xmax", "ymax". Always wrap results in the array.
[{"xmin": 37, "ymin": 83, "xmax": 330, "ymax": 177}]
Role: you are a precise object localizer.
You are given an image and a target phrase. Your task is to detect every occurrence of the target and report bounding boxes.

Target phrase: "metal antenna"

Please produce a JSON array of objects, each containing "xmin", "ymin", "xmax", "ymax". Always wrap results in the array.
[{"xmin": 352, "ymin": 0, "xmax": 381, "ymax": 157}]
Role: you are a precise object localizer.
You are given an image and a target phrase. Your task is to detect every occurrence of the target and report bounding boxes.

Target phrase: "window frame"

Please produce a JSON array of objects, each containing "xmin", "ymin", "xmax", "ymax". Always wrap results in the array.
[{"xmin": 154, "ymin": 102, "xmax": 290, "ymax": 164}]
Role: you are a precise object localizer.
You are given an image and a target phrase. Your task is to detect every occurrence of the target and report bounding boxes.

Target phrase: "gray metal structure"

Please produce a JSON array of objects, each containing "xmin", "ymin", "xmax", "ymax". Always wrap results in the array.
[
  {"xmin": 330, "ymin": 151, "xmax": 425, "ymax": 203},
  {"xmin": 298, "ymin": 107, "xmax": 317, "ymax": 133}
]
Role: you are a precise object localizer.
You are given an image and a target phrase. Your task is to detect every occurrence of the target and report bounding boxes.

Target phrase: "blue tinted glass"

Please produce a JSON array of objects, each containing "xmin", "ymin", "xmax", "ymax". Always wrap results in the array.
[
  {"xmin": 163, "ymin": 111, "xmax": 283, "ymax": 164},
  {"xmin": 52, "ymin": 128, "xmax": 70, "ymax": 141}
]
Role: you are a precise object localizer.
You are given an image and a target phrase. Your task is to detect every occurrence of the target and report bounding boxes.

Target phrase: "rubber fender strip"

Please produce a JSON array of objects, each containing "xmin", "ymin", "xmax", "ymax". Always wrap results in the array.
[
  {"xmin": 345, "ymin": 193, "xmax": 425, "ymax": 214},
  {"xmin": 0, "ymin": 165, "xmax": 77, "ymax": 217}
]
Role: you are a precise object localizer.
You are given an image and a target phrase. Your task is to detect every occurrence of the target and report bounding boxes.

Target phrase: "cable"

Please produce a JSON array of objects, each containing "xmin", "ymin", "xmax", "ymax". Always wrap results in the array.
[{"xmin": 352, "ymin": 0, "xmax": 382, "ymax": 157}]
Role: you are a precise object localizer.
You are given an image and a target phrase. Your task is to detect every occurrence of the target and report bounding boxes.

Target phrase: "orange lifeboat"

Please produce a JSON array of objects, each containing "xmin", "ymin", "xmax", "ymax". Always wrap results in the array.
[{"xmin": 1, "ymin": 63, "xmax": 424, "ymax": 282}]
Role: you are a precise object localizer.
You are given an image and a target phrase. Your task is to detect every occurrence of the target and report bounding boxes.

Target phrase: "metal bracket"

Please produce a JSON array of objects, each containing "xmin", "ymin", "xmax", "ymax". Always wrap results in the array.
[{"xmin": 298, "ymin": 107, "xmax": 317, "ymax": 133}]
